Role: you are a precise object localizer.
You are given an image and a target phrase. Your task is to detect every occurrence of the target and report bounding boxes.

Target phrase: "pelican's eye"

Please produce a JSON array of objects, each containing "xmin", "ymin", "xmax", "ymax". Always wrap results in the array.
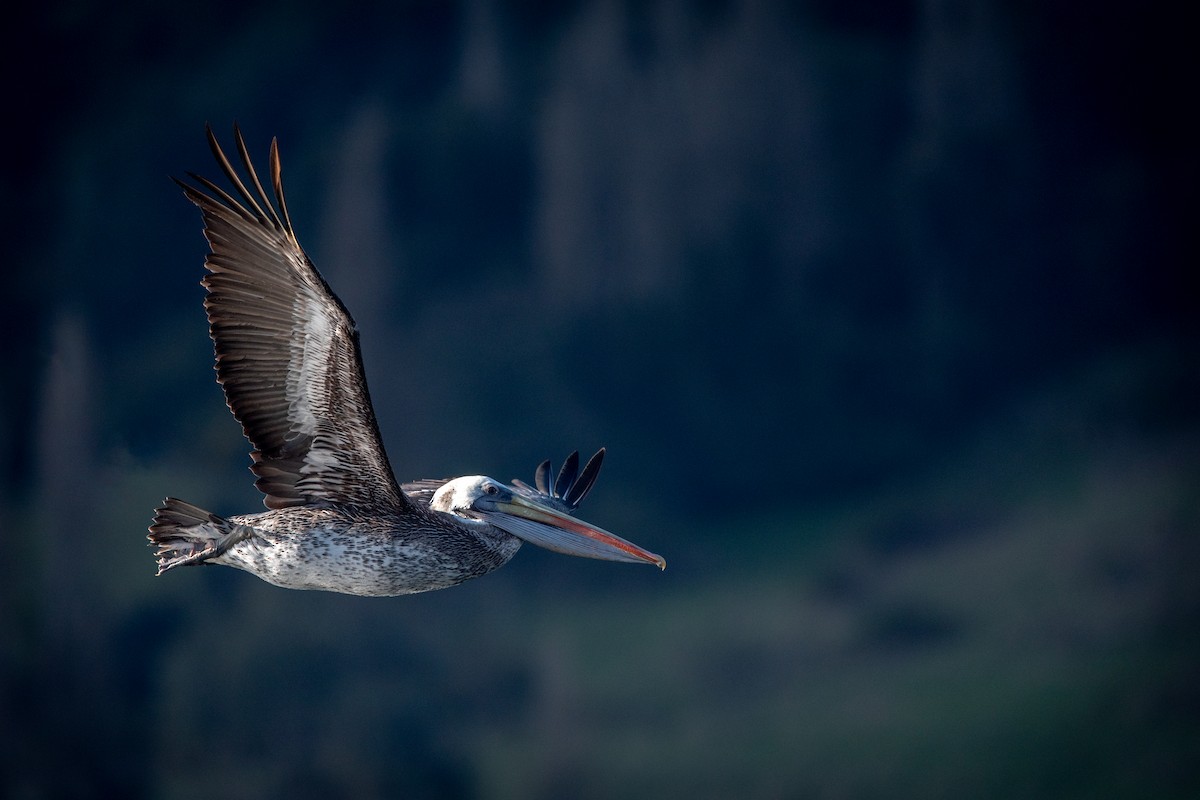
[{"xmin": 483, "ymin": 483, "xmax": 499, "ymax": 495}]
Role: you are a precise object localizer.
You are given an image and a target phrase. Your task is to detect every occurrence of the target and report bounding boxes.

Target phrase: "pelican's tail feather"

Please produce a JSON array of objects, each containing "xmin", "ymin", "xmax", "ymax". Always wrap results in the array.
[{"xmin": 148, "ymin": 498, "xmax": 251, "ymax": 575}]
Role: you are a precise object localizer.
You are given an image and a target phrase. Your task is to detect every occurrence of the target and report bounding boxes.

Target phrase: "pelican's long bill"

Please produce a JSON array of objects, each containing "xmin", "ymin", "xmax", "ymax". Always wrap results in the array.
[{"xmin": 476, "ymin": 494, "xmax": 666, "ymax": 570}]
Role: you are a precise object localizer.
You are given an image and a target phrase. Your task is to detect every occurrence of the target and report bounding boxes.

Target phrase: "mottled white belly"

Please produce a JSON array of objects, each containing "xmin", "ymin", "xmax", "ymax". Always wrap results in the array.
[{"xmin": 213, "ymin": 526, "xmax": 492, "ymax": 596}]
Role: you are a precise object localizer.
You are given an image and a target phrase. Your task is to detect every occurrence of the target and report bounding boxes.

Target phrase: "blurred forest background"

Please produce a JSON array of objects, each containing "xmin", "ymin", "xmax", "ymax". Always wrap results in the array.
[{"xmin": 1, "ymin": 0, "xmax": 1196, "ymax": 797}]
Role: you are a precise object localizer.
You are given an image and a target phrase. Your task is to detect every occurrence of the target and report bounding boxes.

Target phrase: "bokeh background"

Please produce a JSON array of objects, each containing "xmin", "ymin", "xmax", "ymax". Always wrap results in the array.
[{"xmin": 2, "ymin": 1, "xmax": 1196, "ymax": 797}]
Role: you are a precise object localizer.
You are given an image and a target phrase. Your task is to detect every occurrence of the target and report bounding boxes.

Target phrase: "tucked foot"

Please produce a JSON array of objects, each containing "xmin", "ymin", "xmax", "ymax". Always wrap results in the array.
[{"xmin": 148, "ymin": 498, "xmax": 252, "ymax": 575}]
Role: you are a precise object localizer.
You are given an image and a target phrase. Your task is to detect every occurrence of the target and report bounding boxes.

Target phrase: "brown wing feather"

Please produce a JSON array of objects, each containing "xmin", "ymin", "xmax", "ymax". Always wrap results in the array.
[{"xmin": 176, "ymin": 124, "xmax": 409, "ymax": 513}]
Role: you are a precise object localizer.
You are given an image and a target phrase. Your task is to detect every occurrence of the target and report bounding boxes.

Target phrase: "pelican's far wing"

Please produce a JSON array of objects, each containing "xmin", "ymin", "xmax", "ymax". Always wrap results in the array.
[
  {"xmin": 509, "ymin": 448, "xmax": 606, "ymax": 513},
  {"xmin": 403, "ymin": 449, "xmax": 606, "ymax": 514},
  {"xmin": 176, "ymin": 124, "xmax": 409, "ymax": 513}
]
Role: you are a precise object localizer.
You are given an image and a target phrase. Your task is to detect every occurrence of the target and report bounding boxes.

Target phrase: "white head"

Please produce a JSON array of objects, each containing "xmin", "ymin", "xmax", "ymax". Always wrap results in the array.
[{"xmin": 430, "ymin": 475, "xmax": 504, "ymax": 521}]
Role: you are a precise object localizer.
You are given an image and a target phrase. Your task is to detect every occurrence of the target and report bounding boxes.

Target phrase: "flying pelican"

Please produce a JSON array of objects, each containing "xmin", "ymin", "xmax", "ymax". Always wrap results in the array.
[{"xmin": 148, "ymin": 125, "xmax": 665, "ymax": 596}]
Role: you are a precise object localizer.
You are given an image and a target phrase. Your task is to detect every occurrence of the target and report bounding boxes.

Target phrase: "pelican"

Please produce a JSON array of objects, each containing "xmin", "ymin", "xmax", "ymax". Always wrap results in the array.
[{"xmin": 148, "ymin": 125, "xmax": 664, "ymax": 596}]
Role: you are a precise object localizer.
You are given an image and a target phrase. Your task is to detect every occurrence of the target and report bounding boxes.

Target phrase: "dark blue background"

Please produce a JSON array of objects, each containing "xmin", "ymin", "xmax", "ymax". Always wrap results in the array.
[{"xmin": 2, "ymin": 1, "xmax": 1195, "ymax": 797}]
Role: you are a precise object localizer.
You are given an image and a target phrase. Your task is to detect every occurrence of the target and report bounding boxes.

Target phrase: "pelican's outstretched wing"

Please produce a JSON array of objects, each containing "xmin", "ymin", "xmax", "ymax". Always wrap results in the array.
[
  {"xmin": 511, "ymin": 448, "xmax": 605, "ymax": 512},
  {"xmin": 176, "ymin": 125, "xmax": 408, "ymax": 513}
]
